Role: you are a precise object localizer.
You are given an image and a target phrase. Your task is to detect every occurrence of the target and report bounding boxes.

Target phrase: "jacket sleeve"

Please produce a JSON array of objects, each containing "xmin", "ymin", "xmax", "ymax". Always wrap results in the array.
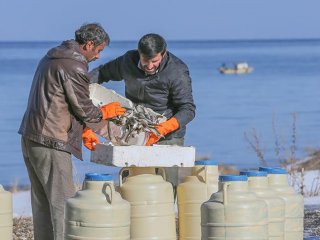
[
  {"xmin": 170, "ymin": 67, "xmax": 196, "ymax": 128},
  {"xmin": 89, "ymin": 56, "xmax": 124, "ymax": 84},
  {"xmin": 62, "ymin": 70, "xmax": 103, "ymax": 123}
]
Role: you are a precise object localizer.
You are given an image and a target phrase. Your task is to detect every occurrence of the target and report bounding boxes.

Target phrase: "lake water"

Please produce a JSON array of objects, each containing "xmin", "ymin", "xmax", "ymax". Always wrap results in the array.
[{"xmin": 0, "ymin": 39, "xmax": 320, "ymax": 187}]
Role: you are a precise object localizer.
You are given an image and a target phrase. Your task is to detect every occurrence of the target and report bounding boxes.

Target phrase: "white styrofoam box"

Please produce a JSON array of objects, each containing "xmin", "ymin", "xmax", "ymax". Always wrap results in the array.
[
  {"xmin": 86, "ymin": 83, "xmax": 133, "ymax": 138},
  {"xmin": 90, "ymin": 143, "xmax": 195, "ymax": 167},
  {"xmin": 89, "ymin": 83, "xmax": 133, "ymax": 108}
]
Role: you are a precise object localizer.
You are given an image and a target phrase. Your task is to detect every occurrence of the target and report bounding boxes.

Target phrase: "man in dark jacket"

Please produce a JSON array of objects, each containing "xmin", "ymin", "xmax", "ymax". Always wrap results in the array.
[
  {"xmin": 90, "ymin": 33, "xmax": 196, "ymax": 146},
  {"xmin": 18, "ymin": 23, "xmax": 126, "ymax": 240},
  {"xmin": 90, "ymin": 33, "xmax": 196, "ymax": 187}
]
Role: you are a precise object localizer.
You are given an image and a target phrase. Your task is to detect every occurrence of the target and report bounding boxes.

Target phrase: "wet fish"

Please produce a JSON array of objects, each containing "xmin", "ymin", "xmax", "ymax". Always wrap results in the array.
[{"xmin": 107, "ymin": 104, "xmax": 166, "ymax": 146}]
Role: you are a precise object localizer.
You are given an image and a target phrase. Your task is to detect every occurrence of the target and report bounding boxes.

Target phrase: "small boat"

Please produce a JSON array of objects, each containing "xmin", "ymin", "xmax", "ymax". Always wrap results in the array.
[{"xmin": 219, "ymin": 62, "xmax": 254, "ymax": 74}]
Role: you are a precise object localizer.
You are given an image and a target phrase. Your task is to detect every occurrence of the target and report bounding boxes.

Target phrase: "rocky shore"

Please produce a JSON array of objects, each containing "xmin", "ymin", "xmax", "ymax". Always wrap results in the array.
[
  {"xmin": 13, "ymin": 207, "xmax": 320, "ymax": 240},
  {"xmin": 13, "ymin": 217, "xmax": 33, "ymax": 240},
  {"xmin": 304, "ymin": 206, "xmax": 320, "ymax": 238}
]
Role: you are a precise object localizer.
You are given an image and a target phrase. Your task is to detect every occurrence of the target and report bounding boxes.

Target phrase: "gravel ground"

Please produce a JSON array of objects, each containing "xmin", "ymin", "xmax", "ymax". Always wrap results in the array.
[
  {"xmin": 13, "ymin": 208, "xmax": 320, "ymax": 240},
  {"xmin": 13, "ymin": 217, "xmax": 33, "ymax": 240},
  {"xmin": 304, "ymin": 206, "xmax": 320, "ymax": 238}
]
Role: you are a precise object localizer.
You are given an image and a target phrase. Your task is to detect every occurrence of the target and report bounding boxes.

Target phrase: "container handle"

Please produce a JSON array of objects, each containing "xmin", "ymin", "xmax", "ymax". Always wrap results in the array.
[
  {"xmin": 119, "ymin": 167, "xmax": 167, "ymax": 184},
  {"xmin": 193, "ymin": 166, "xmax": 206, "ymax": 183},
  {"xmin": 102, "ymin": 182, "xmax": 113, "ymax": 204},
  {"xmin": 222, "ymin": 182, "xmax": 230, "ymax": 205},
  {"xmin": 119, "ymin": 167, "xmax": 130, "ymax": 187},
  {"xmin": 157, "ymin": 167, "xmax": 167, "ymax": 181}
]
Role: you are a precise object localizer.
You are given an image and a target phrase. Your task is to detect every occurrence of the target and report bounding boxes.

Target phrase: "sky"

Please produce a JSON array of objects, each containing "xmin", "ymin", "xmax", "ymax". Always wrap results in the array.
[{"xmin": 1, "ymin": 0, "xmax": 320, "ymax": 42}]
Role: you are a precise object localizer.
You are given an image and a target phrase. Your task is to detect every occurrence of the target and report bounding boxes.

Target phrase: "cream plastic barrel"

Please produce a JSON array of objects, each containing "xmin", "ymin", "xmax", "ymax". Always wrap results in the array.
[
  {"xmin": 240, "ymin": 171, "xmax": 285, "ymax": 240},
  {"xmin": 0, "ymin": 185, "xmax": 12, "ymax": 240},
  {"xmin": 125, "ymin": 167, "xmax": 156, "ymax": 176},
  {"xmin": 259, "ymin": 167, "xmax": 304, "ymax": 240},
  {"xmin": 201, "ymin": 175, "xmax": 268, "ymax": 240},
  {"xmin": 119, "ymin": 167, "xmax": 176, "ymax": 240},
  {"xmin": 64, "ymin": 173, "xmax": 130, "ymax": 240},
  {"xmin": 177, "ymin": 160, "xmax": 218, "ymax": 240},
  {"xmin": 191, "ymin": 160, "xmax": 219, "ymax": 195}
]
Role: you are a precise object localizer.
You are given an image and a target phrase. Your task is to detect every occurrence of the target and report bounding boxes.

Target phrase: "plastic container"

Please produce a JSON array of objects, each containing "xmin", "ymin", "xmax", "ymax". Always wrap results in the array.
[
  {"xmin": 125, "ymin": 167, "xmax": 156, "ymax": 176},
  {"xmin": 192, "ymin": 160, "xmax": 219, "ymax": 195},
  {"xmin": 119, "ymin": 167, "xmax": 176, "ymax": 240},
  {"xmin": 177, "ymin": 160, "xmax": 219, "ymax": 240},
  {"xmin": 240, "ymin": 171, "xmax": 285, "ymax": 240},
  {"xmin": 259, "ymin": 167, "xmax": 304, "ymax": 240},
  {"xmin": 0, "ymin": 185, "xmax": 12, "ymax": 240},
  {"xmin": 201, "ymin": 175, "xmax": 268, "ymax": 240},
  {"xmin": 64, "ymin": 173, "xmax": 130, "ymax": 240}
]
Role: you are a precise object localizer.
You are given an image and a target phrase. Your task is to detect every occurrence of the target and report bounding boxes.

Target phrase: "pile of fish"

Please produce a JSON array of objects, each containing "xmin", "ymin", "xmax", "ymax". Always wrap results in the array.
[
  {"xmin": 87, "ymin": 83, "xmax": 167, "ymax": 146},
  {"xmin": 101, "ymin": 104, "xmax": 166, "ymax": 146}
]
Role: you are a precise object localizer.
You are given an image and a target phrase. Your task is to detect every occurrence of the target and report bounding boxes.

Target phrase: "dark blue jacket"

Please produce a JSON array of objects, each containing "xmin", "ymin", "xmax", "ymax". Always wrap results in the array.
[{"xmin": 91, "ymin": 50, "xmax": 196, "ymax": 139}]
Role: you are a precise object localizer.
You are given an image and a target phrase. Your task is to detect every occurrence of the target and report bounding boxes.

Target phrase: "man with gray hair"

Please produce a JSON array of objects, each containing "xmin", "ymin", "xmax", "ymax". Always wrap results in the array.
[{"xmin": 18, "ymin": 23, "xmax": 126, "ymax": 240}]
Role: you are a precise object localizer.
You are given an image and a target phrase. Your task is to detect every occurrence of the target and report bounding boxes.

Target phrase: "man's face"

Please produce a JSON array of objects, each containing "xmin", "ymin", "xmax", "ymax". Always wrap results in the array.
[
  {"xmin": 82, "ymin": 41, "xmax": 106, "ymax": 62},
  {"xmin": 139, "ymin": 52, "xmax": 164, "ymax": 75}
]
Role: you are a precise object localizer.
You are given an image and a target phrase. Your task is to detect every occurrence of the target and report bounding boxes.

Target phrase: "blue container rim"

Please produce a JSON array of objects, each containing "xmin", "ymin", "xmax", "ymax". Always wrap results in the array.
[
  {"xmin": 240, "ymin": 171, "xmax": 268, "ymax": 177},
  {"xmin": 219, "ymin": 175, "xmax": 247, "ymax": 182},
  {"xmin": 259, "ymin": 167, "xmax": 287, "ymax": 174},
  {"xmin": 85, "ymin": 173, "xmax": 113, "ymax": 181},
  {"xmin": 194, "ymin": 160, "xmax": 217, "ymax": 165}
]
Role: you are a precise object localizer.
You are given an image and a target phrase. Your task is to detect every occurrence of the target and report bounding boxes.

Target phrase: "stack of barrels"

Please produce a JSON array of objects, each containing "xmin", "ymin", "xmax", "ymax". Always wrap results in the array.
[
  {"xmin": 64, "ymin": 165, "xmax": 304, "ymax": 240},
  {"xmin": 201, "ymin": 167, "xmax": 304, "ymax": 240},
  {"xmin": 64, "ymin": 168, "xmax": 176, "ymax": 240}
]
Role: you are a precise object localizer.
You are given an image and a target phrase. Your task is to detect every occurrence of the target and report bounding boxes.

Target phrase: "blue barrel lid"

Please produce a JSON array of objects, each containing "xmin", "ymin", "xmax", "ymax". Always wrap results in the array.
[
  {"xmin": 85, "ymin": 173, "xmax": 113, "ymax": 181},
  {"xmin": 219, "ymin": 175, "xmax": 247, "ymax": 182},
  {"xmin": 259, "ymin": 167, "xmax": 287, "ymax": 174},
  {"xmin": 194, "ymin": 160, "xmax": 217, "ymax": 165},
  {"xmin": 240, "ymin": 171, "xmax": 267, "ymax": 177}
]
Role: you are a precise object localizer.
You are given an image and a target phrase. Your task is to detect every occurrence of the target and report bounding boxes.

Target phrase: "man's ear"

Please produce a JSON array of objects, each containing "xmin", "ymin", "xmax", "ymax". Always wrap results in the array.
[{"xmin": 84, "ymin": 41, "xmax": 94, "ymax": 50}]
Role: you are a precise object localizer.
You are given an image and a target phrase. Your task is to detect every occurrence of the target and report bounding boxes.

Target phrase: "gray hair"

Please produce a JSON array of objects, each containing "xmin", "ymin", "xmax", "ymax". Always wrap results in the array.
[{"xmin": 75, "ymin": 23, "xmax": 110, "ymax": 47}]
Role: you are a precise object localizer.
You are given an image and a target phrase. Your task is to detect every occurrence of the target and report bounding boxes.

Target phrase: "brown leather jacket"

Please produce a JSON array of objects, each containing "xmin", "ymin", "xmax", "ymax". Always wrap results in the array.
[{"xmin": 18, "ymin": 40, "xmax": 102, "ymax": 160}]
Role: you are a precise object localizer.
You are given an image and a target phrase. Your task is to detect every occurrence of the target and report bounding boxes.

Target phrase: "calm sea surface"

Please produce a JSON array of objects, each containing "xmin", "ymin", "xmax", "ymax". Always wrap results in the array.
[{"xmin": 0, "ymin": 39, "xmax": 320, "ymax": 187}]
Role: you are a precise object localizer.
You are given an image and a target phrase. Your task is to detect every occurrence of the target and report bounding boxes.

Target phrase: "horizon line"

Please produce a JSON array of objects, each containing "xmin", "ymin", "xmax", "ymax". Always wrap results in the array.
[{"xmin": 1, "ymin": 37, "xmax": 320, "ymax": 44}]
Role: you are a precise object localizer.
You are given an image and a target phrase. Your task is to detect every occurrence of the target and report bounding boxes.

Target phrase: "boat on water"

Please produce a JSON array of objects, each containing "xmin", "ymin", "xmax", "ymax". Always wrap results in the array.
[{"xmin": 219, "ymin": 62, "xmax": 254, "ymax": 74}]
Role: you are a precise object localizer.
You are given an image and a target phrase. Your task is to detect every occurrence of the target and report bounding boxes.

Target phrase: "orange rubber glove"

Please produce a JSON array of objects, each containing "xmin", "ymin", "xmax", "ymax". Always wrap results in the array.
[
  {"xmin": 145, "ymin": 117, "xmax": 180, "ymax": 146},
  {"xmin": 82, "ymin": 127, "xmax": 99, "ymax": 150},
  {"xmin": 100, "ymin": 102, "xmax": 126, "ymax": 120}
]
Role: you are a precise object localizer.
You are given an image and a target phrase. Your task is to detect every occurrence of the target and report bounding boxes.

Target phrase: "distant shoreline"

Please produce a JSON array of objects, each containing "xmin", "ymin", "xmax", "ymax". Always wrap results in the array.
[
  {"xmin": 2, "ymin": 184, "xmax": 30, "ymax": 193},
  {"xmin": 1, "ymin": 38, "xmax": 320, "ymax": 45}
]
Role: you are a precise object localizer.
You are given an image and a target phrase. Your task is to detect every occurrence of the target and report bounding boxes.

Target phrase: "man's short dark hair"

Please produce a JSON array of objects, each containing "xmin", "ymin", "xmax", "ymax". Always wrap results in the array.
[
  {"xmin": 138, "ymin": 33, "xmax": 167, "ymax": 59},
  {"xmin": 75, "ymin": 23, "xmax": 110, "ymax": 47}
]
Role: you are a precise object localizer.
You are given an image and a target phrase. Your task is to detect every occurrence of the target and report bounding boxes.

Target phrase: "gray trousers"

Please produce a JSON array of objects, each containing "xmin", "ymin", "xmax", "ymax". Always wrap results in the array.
[{"xmin": 21, "ymin": 137, "xmax": 75, "ymax": 240}]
